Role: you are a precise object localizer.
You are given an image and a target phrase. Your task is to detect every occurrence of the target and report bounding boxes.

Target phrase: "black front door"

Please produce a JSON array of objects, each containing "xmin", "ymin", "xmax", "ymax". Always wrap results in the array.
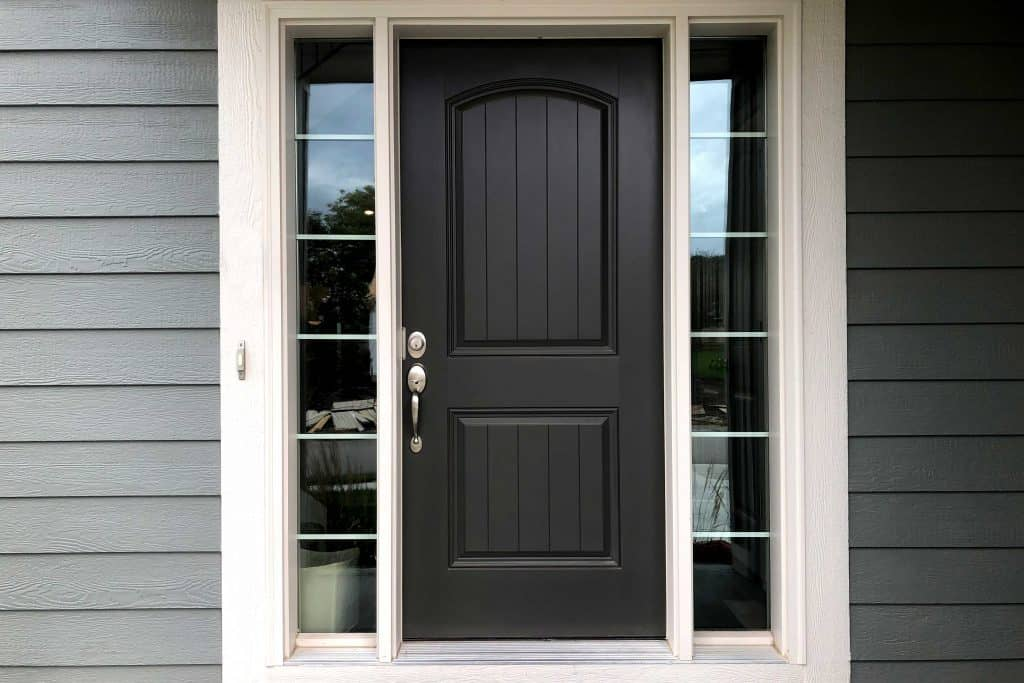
[{"xmin": 400, "ymin": 39, "xmax": 664, "ymax": 639}]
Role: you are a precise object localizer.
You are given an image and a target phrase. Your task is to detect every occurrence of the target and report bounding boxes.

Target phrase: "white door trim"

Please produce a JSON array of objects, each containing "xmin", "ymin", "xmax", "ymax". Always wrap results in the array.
[{"xmin": 217, "ymin": 1, "xmax": 848, "ymax": 680}]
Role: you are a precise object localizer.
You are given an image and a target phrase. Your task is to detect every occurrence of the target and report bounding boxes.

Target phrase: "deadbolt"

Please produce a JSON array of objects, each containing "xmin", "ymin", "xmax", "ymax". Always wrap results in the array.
[{"xmin": 407, "ymin": 330, "xmax": 427, "ymax": 359}]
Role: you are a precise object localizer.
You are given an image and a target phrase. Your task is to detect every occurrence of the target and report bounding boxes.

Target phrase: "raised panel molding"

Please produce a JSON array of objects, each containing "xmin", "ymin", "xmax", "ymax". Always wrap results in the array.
[
  {"xmin": 447, "ymin": 79, "xmax": 617, "ymax": 355},
  {"xmin": 449, "ymin": 409, "xmax": 618, "ymax": 567}
]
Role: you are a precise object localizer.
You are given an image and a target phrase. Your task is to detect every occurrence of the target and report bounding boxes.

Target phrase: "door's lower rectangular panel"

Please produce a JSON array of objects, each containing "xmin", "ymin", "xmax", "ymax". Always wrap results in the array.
[{"xmin": 448, "ymin": 409, "xmax": 619, "ymax": 568}]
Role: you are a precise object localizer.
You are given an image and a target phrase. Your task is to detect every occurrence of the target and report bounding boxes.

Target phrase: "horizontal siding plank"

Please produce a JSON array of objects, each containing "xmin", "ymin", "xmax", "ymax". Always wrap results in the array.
[
  {"xmin": 848, "ymin": 45, "xmax": 1024, "ymax": 100},
  {"xmin": 0, "ymin": 610, "xmax": 220, "ymax": 666},
  {"xmin": 0, "ymin": 274, "xmax": 218, "ymax": 329},
  {"xmin": 848, "ymin": 158, "xmax": 1024, "ymax": 213},
  {"xmin": 850, "ymin": 493, "xmax": 1024, "ymax": 547},
  {"xmin": 0, "ymin": 386, "xmax": 218, "ymax": 441},
  {"xmin": 0, "ymin": 666, "xmax": 221, "ymax": 683},
  {"xmin": 850, "ymin": 437, "xmax": 1024, "ymax": 492},
  {"xmin": 0, "ymin": 107, "xmax": 217, "ymax": 161},
  {"xmin": 851, "ymin": 548, "xmax": 1024, "ymax": 604},
  {"xmin": 847, "ymin": 213, "xmax": 1024, "ymax": 269},
  {"xmin": 0, "ymin": 51, "xmax": 216, "ymax": 105},
  {"xmin": 0, "ymin": 0, "xmax": 217, "ymax": 50},
  {"xmin": 0, "ymin": 553, "xmax": 219, "ymax": 610},
  {"xmin": 0, "ymin": 497, "xmax": 219, "ymax": 553},
  {"xmin": 853, "ymin": 661, "xmax": 1024, "ymax": 683},
  {"xmin": 848, "ymin": 270, "xmax": 1024, "ymax": 325},
  {"xmin": 0, "ymin": 218, "xmax": 218, "ymax": 273},
  {"xmin": 0, "ymin": 162, "xmax": 217, "ymax": 217},
  {"xmin": 849, "ymin": 326, "xmax": 1024, "ymax": 380},
  {"xmin": 0, "ymin": 441, "xmax": 219, "ymax": 497},
  {"xmin": 850, "ymin": 381, "xmax": 1024, "ymax": 437},
  {"xmin": 851, "ymin": 605, "xmax": 1024, "ymax": 660},
  {"xmin": 0, "ymin": 330, "xmax": 218, "ymax": 386},
  {"xmin": 848, "ymin": 102, "xmax": 1024, "ymax": 157},
  {"xmin": 847, "ymin": 0, "xmax": 1024, "ymax": 45}
]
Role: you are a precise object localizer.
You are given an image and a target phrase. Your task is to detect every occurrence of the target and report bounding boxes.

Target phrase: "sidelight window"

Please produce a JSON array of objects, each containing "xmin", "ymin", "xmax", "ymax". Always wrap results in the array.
[
  {"xmin": 690, "ymin": 36, "xmax": 771, "ymax": 631},
  {"xmin": 293, "ymin": 39, "xmax": 377, "ymax": 636}
]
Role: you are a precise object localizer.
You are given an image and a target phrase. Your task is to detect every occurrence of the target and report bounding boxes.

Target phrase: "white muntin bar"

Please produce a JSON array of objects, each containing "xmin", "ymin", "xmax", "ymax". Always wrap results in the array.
[
  {"xmin": 296, "ymin": 533, "xmax": 378, "ymax": 541},
  {"xmin": 296, "ymin": 333, "xmax": 376, "ymax": 340},
  {"xmin": 296, "ymin": 233, "xmax": 376, "ymax": 240},
  {"xmin": 691, "ymin": 331, "xmax": 768, "ymax": 338},
  {"xmin": 296, "ymin": 133, "xmax": 374, "ymax": 140}
]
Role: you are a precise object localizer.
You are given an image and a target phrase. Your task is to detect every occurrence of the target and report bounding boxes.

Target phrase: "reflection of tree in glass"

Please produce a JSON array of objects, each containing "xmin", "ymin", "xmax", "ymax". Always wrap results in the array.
[
  {"xmin": 307, "ymin": 184, "xmax": 375, "ymax": 235},
  {"xmin": 301, "ymin": 185, "xmax": 376, "ymax": 333}
]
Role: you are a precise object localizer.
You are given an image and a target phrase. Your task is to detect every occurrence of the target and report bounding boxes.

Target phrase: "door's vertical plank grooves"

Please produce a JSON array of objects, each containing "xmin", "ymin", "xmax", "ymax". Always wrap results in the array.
[
  {"xmin": 577, "ymin": 101, "xmax": 604, "ymax": 342},
  {"xmin": 487, "ymin": 424, "xmax": 518, "ymax": 551},
  {"xmin": 484, "ymin": 98, "xmax": 517, "ymax": 341},
  {"xmin": 579, "ymin": 421, "xmax": 606, "ymax": 552},
  {"xmin": 548, "ymin": 423, "xmax": 581, "ymax": 552},
  {"xmin": 546, "ymin": 424, "xmax": 552, "ymax": 552},
  {"xmin": 515, "ymin": 94, "xmax": 548, "ymax": 341},
  {"xmin": 576, "ymin": 100, "xmax": 582, "ymax": 339},
  {"xmin": 546, "ymin": 95, "xmax": 579, "ymax": 340},
  {"xmin": 459, "ymin": 105, "xmax": 488, "ymax": 341},
  {"xmin": 516, "ymin": 424, "xmax": 551, "ymax": 552},
  {"xmin": 462, "ymin": 422, "xmax": 489, "ymax": 553}
]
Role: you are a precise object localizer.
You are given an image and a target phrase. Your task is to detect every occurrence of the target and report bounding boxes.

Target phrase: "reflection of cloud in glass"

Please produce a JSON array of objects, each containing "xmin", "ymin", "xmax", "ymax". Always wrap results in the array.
[
  {"xmin": 690, "ymin": 139, "xmax": 730, "ymax": 233},
  {"xmin": 690, "ymin": 79, "xmax": 732, "ymax": 133},
  {"xmin": 306, "ymin": 83, "xmax": 373, "ymax": 135},
  {"xmin": 305, "ymin": 141, "xmax": 375, "ymax": 216}
]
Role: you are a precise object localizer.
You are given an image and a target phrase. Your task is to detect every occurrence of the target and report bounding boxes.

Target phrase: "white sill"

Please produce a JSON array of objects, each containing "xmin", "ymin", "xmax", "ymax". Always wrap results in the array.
[{"xmin": 287, "ymin": 640, "xmax": 786, "ymax": 666}]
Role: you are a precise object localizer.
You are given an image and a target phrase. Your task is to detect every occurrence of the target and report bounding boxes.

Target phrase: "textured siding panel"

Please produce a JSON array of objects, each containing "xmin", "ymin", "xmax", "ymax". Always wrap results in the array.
[
  {"xmin": 0, "ymin": 666, "xmax": 222, "ymax": 683},
  {"xmin": 848, "ymin": 46, "xmax": 1024, "ymax": 100},
  {"xmin": 0, "ymin": 217, "xmax": 218, "ymax": 274},
  {"xmin": 0, "ymin": 497, "xmax": 219, "ymax": 553},
  {"xmin": 0, "ymin": 51, "xmax": 216, "ymax": 105},
  {"xmin": 0, "ymin": 386, "xmax": 218, "ymax": 441},
  {"xmin": 0, "ymin": 0, "xmax": 217, "ymax": 50},
  {"xmin": 847, "ymin": 1, "xmax": 1024, "ymax": 673},
  {"xmin": 848, "ymin": 213, "xmax": 1024, "ymax": 269},
  {"xmin": 847, "ymin": 102, "xmax": 1024, "ymax": 157},
  {"xmin": 0, "ymin": 107, "xmax": 218, "ymax": 161},
  {"xmin": 0, "ymin": 553, "xmax": 220, "ymax": 609},
  {"xmin": 0, "ymin": 441, "xmax": 219, "ymax": 497},
  {"xmin": 849, "ymin": 326, "xmax": 1024, "ymax": 380},
  {"xmin": 850, "ymin": 493, "xmax": 1024, "ymax": 548},
  {"xmin": 0, "ymin": 162, "xmax": 218, "ymax": 217},
  {"xmin": 849, "ymin": 437, "xmax": 1024, "ymax": 492},
  {"xmin": 848, "ymin": 0, "xmax": 1024, "ymax": 44},
  {"xmin": 0, "ymin": 274, "xmax": 218, "ymax": 329},
  {"xmin": 848, "ymin": 158, "xmax": 1024, "ymax": 212},
  {"xmin": 0, "ymin": 610, "xmax": 220, "ymax": 665},
  {"xmin": 0, "ymin": 1, "xmax": 220, "ymax": 672},
  {"xmin": 851, "ymin": 605, "xmax": 1024, "ymax": 661},
  {"xmin": 853, "ymin": 661, "xmax": 1024, "ymax": 683},
  {"xmin": 852, "ymin": 549, "xmax": 1024, "ymax": 604},
  {"xmin": 0, "ymin": 330, "xmax": 218, "ymax": 385},
  {"xmin": 848, "ymin": 270, "xmax": 1024, "ymax": 324}
]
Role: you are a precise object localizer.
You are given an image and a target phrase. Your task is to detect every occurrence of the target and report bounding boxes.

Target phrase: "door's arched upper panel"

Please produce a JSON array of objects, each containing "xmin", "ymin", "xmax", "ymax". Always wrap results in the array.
[{"xmin": 447, "ymin": 80, "xmax": 617, "ymax": 355}]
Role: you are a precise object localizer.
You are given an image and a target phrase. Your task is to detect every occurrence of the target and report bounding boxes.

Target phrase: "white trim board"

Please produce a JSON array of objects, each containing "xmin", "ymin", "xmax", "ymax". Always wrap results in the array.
[{"xmin": 217, "ymin": 1, "xmax": 848, "ymax": 681}]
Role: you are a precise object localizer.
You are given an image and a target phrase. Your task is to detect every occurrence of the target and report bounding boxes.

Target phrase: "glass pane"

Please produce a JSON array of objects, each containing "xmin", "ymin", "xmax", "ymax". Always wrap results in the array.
[
  {"xmin": 690, "ymin": 139, "xmax": 765, "ymax": 234},
  {"xmin": 300, "ymin": 340, "xmax": 377, "ymax": 434},
  {"xmin": 299, "ymin": 540, "xmax": 376, "ymax": 633},
  {"xmin": 299, "ymin": 140, "xmax": 375, "ymax": 234},
  {"xmin": 694, "ymin": 537, "xmax": 769, "ymax": 629},
  {"xmin": 692, "ymin": 338, "xmax": 766, "ymax": 433},
  {"xmin": 691, "ymin": 237, "xmax": 766, "ymax": 332},
  {"xmin": 690, "ymin": 37, "xmax": 766, "ymax": 133},
  {"xmin": 299, "ymin": 239, "xmax": 376, "ymax": 334},
  {"xmin": 300, "ymin": 440, "xmax": 377, "ymax": 534},
  {"xmin": 296, "ymin": 41, "xmax": 373, "ymax": 135},
  {"xmin": 693, "ymin": 437, "xmax": 768, "ymax": 533}
]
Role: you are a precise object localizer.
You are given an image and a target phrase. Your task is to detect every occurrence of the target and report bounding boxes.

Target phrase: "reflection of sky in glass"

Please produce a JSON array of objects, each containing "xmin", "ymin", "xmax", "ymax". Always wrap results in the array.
[
  {"xmin": 304, "ymin": 141, "xmax": 375, "ymax": 216},
  {"xmin": 690, "ymin": 139, "xmax": 730, "ymax": 233},
  {"xmin": 305, "ymin": 83, "xmax": 373, "ymax": 135},
  {"xmin": 690, "ymin": 235, "xmax": 726, "ymax": 257},
  {"xmin": 690, "ymin": 79, "xmax": 732, "ymax": 133}
]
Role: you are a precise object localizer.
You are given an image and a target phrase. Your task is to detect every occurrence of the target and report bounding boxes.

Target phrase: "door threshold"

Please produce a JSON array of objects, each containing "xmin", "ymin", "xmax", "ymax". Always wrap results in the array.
[{"xmin": 396, "ymin": 639, "xmax": 676, "ymax": 664}]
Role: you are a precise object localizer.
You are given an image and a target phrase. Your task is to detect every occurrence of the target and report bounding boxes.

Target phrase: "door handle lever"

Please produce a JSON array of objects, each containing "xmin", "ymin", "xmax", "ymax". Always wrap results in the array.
[{"xmin": 407, "ymin": 364, "xmax": 427, "ymax": 453}]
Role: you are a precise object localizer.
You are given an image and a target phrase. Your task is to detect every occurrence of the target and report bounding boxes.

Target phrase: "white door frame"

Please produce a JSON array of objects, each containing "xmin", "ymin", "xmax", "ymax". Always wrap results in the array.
[{"xmin": 217, "ymin": 1, "xmax": 848, "ymax": 681}]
